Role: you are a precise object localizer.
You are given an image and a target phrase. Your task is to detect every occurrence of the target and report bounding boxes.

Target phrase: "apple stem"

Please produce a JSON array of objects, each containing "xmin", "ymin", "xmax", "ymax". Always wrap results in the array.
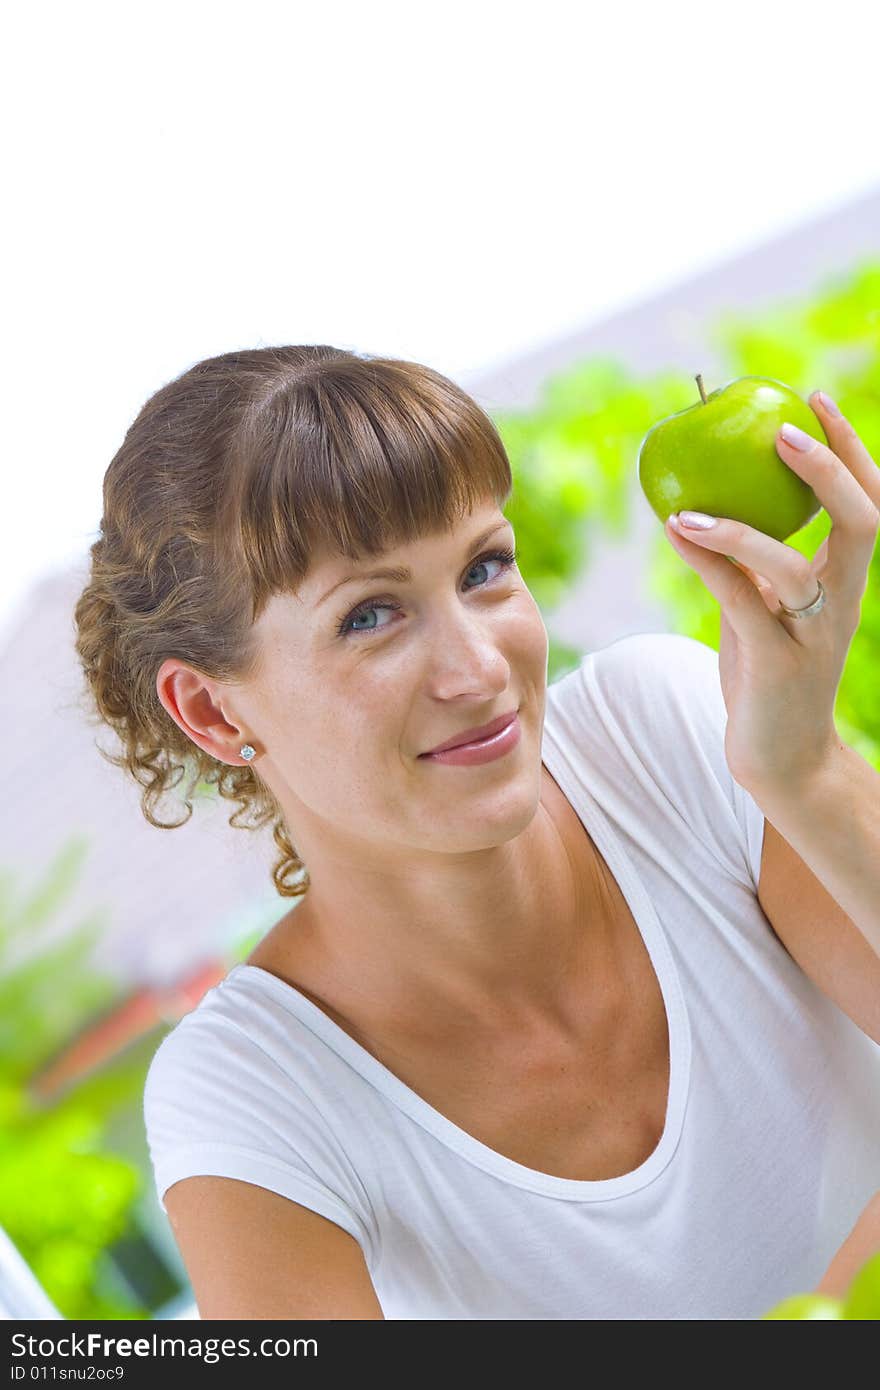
[{"xmin": 696, "ymin": 373, "xmax": 707, "ymax": 404}]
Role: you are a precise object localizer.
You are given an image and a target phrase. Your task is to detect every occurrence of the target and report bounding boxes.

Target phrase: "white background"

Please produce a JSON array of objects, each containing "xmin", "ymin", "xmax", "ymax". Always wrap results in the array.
[{"xmin": 3, "ymin": 0, "xmax": 878, "ymax": 639}]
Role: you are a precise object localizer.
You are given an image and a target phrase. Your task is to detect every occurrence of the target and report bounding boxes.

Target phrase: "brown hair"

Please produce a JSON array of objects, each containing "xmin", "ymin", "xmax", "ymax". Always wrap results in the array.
[{"xmin": 73, "ymin": 346, "xmax": 514, "ymax": 898}]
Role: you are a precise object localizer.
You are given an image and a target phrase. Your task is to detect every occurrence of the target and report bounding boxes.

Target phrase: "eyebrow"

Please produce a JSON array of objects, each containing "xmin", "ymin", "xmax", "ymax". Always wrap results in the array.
[{"xmin": 316, "ymin": 522, "xmax": 514, "ymax": 607}]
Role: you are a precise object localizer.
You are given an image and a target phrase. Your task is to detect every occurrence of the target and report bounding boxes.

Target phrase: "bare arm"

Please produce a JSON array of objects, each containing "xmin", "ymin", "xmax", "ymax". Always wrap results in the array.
[
  {"xmin": 164, "ymin": 1175, "xmax": 384, "ymax": 1320},
  {"xmin": 813, "ymin": 1190, "xmax": 880, "ymax": 1299}
]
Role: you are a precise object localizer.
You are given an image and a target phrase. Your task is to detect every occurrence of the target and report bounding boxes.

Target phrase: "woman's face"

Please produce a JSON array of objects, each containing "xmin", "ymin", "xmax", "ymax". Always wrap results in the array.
[{"xmin": 236, "ymin": 498, "xmax": 550, "ymax": 867}]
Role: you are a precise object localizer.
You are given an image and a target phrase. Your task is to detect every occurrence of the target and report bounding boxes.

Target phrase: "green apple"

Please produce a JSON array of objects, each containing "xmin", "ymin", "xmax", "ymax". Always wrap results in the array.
[
  {"xmin": 761, "ymin": 1292, "xmax": 843, "ymax": 1320},
  {"xmin": 840, "ymin": 1249, "xmax": 880, "ymax": 1319},
  {"xmin": 638, "ymin": 374, "xmax": 828, "ymax": 542}
]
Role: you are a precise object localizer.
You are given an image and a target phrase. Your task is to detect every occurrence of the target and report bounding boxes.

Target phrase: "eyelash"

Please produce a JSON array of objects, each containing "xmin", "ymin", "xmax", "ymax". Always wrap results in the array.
[{"xmin": 335, "ymin": 546, "xmax": 518, "ymax": 639}]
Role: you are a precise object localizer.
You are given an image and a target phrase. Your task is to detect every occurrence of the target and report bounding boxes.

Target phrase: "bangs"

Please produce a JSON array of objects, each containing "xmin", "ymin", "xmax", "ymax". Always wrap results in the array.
[{"xmin": 221, "ymin": 357, "xmax": 514, "ymax": 619}]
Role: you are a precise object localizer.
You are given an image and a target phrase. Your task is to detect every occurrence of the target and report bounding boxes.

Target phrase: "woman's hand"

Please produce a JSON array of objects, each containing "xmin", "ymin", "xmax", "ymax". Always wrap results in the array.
[
  {"xmin": 665, "ymin": 391, "xmax": 880, "ymax": 796},
  {"xmin": 814, "ymin": 1190, "xmax": 880, "ymax": 1299}
]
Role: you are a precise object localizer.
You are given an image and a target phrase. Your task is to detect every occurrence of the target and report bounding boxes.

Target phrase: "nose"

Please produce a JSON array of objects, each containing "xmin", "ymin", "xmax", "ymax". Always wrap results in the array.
[{"xmin": 422, "ymin": 603, "xmax": 510, "ymax": 697}]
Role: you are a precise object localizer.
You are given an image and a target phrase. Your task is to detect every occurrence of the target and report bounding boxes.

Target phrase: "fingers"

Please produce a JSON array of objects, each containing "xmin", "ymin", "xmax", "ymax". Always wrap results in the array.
[
  {"xmin": 668, "ymin": 513, "xmax": 819, "ymax": 615},
  {"xmin": 778, "ymin": 402, "xmax": 879, "ymax": 537},
  {"xmin": 808, "ymin": 391, "xmax": 880, "ymax": 515}
]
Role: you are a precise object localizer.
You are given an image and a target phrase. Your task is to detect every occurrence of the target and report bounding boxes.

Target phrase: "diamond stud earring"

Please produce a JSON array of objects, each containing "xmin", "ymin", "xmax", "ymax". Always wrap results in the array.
[{"xmin": 240, "ymin": 744, "xmax": 256, "ymax": 761}]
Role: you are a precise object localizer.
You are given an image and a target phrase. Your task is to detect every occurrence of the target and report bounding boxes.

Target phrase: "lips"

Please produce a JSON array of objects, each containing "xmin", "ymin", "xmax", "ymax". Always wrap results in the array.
[{"xmin": 420, "ymin": 709, "xmax": 518, "ymax": 757}]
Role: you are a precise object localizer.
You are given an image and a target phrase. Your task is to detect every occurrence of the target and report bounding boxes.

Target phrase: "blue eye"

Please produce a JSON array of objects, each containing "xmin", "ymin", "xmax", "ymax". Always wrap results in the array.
[{"xmin": 335, "ymin": 546, "xmax": 518, "ymax": 639}]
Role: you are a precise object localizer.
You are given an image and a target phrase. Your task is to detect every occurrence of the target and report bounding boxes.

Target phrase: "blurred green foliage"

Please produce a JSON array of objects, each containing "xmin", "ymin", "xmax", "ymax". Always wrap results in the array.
[
  {"xmin": 0, "ymin": 840, "xmax": 115, "ymax": 1084},
  {"xmin": 0, "ymin": 839, "xmax": 149, "ymax": 1319},
  {"xmin": 494, "ymin": 355, "xmax": 681, "ymax": 683}
]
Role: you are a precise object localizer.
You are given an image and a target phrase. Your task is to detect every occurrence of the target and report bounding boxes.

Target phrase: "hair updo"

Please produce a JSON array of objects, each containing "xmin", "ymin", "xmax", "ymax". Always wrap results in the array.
[{"xmin": 72, "ymin": 345, "xmax": 514, "ymax": 898}]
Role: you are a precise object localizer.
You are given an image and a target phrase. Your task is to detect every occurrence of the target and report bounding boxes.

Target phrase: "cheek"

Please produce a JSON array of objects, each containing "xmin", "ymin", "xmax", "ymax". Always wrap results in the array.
[
  {"xmin": 514, "ymin": 594, "xmax": 550, "ymax": 657},
  {"xmin": 251, "ymin": 673, "xmax": 330, "ymax": 767},
  {"xmin": 289, "ymin": 692, "xmax": 399, "ymax": 771}
]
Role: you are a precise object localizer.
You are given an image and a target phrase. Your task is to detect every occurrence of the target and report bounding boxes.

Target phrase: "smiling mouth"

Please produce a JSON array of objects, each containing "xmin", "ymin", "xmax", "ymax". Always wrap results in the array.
[
  {"xmin": 419, "ymin": 710, "xmax": 522, "ymax": 763},
  {"xmin": 420, "ymin": 709, "xmax": 519, "ymax": 757}
]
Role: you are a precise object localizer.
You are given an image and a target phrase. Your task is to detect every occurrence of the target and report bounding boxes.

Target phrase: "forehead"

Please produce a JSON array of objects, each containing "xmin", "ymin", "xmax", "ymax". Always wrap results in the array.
[
  {"xmin": 308, "ymin": 501, "xmax": 509, "ymax": 586},
  {"xmin": 257, "ymin": 501, "xmax": 511, "ymax": 637}
]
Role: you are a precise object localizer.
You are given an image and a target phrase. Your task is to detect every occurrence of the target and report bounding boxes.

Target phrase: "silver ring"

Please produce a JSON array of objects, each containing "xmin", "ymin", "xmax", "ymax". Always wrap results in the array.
[{"xmin": 778, "ymin": 578, "xmax": 826, "ymax": 620}]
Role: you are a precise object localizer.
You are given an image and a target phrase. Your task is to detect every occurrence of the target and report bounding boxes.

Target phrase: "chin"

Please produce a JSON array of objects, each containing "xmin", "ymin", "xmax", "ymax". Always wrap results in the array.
[{"xmin": 461, "ymin": 775, "xmax": 542, "ymax": 840}]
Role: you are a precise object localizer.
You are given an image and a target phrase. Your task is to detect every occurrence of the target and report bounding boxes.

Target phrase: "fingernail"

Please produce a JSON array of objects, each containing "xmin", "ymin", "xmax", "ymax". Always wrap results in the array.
[
  {"xmin": 678, "ymin": 511, "xmax": 718, "ymax": 529},
  {"xmin": 816, "ymin": 390, "xmax": 842, "ymax": 418},
  {"xmin": 780, "ymin": 422, "xmax": 815, "ymax": 451}
]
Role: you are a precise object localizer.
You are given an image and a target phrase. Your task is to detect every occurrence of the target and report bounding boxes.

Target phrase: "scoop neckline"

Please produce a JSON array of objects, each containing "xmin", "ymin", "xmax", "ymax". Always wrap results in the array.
[{"xmin": 224, "ymin": 692, "xmax": 692, "ymax": 1202}]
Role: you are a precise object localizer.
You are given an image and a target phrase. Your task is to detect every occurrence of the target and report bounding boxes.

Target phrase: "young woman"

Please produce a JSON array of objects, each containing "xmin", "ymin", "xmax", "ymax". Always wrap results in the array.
[{"xmin": 73, "ymin": 345, "xmax": 880, "ymax": 1319}]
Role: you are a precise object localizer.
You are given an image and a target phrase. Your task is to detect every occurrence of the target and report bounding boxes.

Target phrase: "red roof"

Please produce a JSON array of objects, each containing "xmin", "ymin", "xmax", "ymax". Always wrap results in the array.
[{"xmin": 29, "ymin": 959, "xmax": 228, "ymax": 1102}]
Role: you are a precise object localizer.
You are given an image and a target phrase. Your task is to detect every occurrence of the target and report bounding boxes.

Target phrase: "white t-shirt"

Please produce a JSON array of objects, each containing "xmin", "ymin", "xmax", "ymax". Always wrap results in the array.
[{"xmin": 144, "ymin": 632, "xmax": 880, "ymax": 1319}]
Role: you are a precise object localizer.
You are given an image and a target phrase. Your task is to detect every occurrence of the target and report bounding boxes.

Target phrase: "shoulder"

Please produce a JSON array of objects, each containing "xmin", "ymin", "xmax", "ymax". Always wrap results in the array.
[
  {"xmin": 143, "ymin": 995, "xmax": 251, "ymax": 1146},
  {"xmin": 579, "ymin": 631, "xmax": 738, "ymax": 806},
  {"xmin": 142, "ymin": 970, "xmax": 380, "ymax": 1264},
  {"xmin": 550, "ymin": 630, "xmax": 716, "ymax": 692},
  {"xmin": 546, "ymin": 631, "xmax": 723, "ymax": 741},
  {"xmin": 143, "ymin": 968, "xmax": 327, "ymax": 1146},
  {"xmin": 142, "ymin": 968, "xmax": 367, "ymax": 1186},
  {"xmin": 544, "ymin": 631, "xmax": 763, "ymax": 889},
  {"xmin": 584, "ymin": 630, "xmax": 718, "ymax": 694}
]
